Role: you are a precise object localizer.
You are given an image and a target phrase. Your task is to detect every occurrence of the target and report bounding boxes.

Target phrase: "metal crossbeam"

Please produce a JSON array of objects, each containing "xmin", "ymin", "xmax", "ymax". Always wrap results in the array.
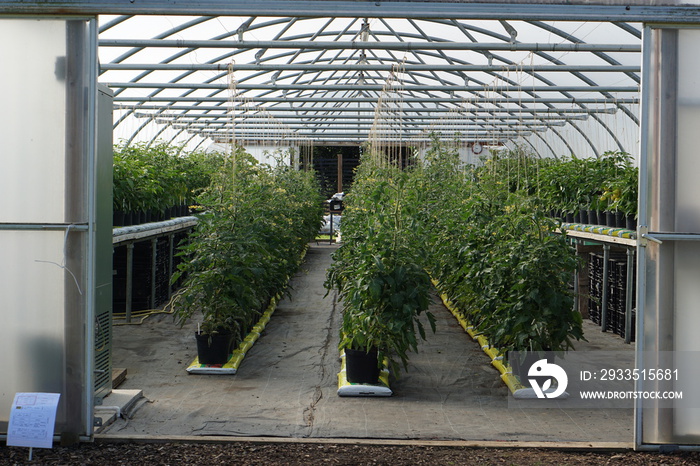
[
  {"xmin": 168, "ymin": 122, "xmax": 564, "ymax": 130},
  {"xmin": 138, "ymin": 114, "xmax": 588, "ymax": 123},
  {"xmin": 128, "ymin": 105, "xmax": 616, "ymax": 114},
  {"xmin": 211, "ymin": 137, "xmax": 507, "ymax": 145},
  {"xmin": 193, "ymin": 127, "xmax": 530, "ymax": 134},
  {"xmin": 114, "ymin": 96, "xmax": 639, "ymax": 105},
  {"xmin": 134, "ymin": 110, "xmax": 600, "ymax": 122},
  {"xmin": 195, "ymin": 130, "xmax": 528, "ymax": 138},
  {"xmin": 127, "ymin": 104, "xmax": 618, "ymax": 114},
  {"xmin": 107, "ymin": 82, "xmax": 639, "ymax": 92},
  {"xmin": 99, "ymin": 39, "xmax": 642, "ymax": 53},
  {"xmin": 2, "ymin": 1, "xmax": 700, "ymax": 23},
  {"xmin": 101, "ymin": 63, "xmax": 641, "ymax": 73}
]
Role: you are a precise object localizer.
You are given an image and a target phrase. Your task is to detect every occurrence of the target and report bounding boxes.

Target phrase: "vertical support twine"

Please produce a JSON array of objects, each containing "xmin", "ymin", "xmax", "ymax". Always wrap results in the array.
[{"xmin": 228, "ymin": 61, "xmax": 238, "ymax": 181}]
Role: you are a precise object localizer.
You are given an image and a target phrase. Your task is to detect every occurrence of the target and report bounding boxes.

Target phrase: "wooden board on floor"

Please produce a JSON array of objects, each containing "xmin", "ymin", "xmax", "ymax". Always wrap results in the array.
[{"xmin": 112, "ymin": 368, "xmax": 128, "ymax": 389}]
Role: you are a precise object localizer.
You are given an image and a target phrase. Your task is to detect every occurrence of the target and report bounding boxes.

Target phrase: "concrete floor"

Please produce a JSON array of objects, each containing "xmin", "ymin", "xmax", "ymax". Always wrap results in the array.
[{"xmin": 99, "ymin": 242, "xmax": 634, "ymax": 444}]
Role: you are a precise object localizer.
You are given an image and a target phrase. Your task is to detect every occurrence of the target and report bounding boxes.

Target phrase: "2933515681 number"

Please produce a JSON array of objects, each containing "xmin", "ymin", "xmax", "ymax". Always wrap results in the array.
[{"xmin": 599, "ymin": 368, "xmax": 678, "ymax": 381}]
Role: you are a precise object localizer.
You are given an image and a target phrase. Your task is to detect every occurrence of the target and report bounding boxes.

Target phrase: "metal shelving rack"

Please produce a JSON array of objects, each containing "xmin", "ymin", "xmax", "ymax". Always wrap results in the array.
[
  {"xmin": 112, "ymin": 217, "xmax": 198, "ymax": 323},
  {"xmin": 561, "ymin": 224, "xmax": 637, "ymax": 344}
]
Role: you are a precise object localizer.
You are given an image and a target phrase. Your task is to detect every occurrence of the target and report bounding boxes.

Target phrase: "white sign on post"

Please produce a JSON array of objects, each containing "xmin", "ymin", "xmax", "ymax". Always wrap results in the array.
[{"xmin": 7, "ymin": 393, "xmax": 60, "ymax": 449}]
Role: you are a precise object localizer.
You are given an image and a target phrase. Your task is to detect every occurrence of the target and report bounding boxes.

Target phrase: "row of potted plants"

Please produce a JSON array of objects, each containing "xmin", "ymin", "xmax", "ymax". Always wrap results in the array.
[
  {"xmin": 421, "ymin": 142, "xmax": 585, "ymax": 359},
  {"xmin": 113, "ymin": 141, "xmax": 229, "ymax": 227},
  {"xmin": 172, "ymin": 148, "xmax": 325, "ymax": 364},
  {"xmin": 480, "ymin": 147, "xmax": 638, "ymax": 230},
  {"xmin": 327, "ymin": 141, "xmax": 589, "ymax": 383},
  {"xmin": 325, "ymin": 151, "xmax": 436, "ymax": 382}
]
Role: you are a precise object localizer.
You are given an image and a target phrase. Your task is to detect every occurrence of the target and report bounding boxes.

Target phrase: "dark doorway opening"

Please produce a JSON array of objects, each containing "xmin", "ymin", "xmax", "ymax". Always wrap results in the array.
[{"xmin": 313, "ymin": 146, "xmax": 361, "ymax": 198}]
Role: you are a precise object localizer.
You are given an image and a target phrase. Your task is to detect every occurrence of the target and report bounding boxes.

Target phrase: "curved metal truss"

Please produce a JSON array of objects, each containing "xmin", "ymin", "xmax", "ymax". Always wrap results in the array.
[{"xmin": 98, "ymin": 15, "xmax": 641, "ymax": 158}]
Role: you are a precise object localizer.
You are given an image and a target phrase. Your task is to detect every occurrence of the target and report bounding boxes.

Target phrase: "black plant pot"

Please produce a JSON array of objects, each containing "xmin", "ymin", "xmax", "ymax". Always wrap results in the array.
[
  {"xmin": 345, "ymin": 348, "xmax": 380, "ymax": 384},
  {"xmin": 625, "ymin": 215, "xmax": 637, "ymax": 231},
  {"xmin": 605, "ymin": 211, "xmax": 615, "ymax": 227},
  {"xmin": 615, "ymin": 211, "xmax": 626, "ymax": 228},
  {"xmin": 565, "ymin": 212, "xmax": 574, "ymax": 223},
  {"xmin": 124, "ymin": 212, "xmax": 134, "ymax": 226},
  {"xmin": 596, "ymin": 210, "xmax": 604, "ymax": 226},
  {"xmin": 573, "ymin": 212, "xmax": 581, "ymax": 223},
  {"xmin": 113, "ymin": 210, "xmax": 125, "ymax": 227},
  {"xmin": 587, "ymin": 209, "xmax": 598, "ymax": 225},
  {"xmin": 195, "ymin": 332, "xmax": 233, "ymax": 365},
  {"xmin": 579, "ymin": 209, "xmax": 589, "ymax": 225}
]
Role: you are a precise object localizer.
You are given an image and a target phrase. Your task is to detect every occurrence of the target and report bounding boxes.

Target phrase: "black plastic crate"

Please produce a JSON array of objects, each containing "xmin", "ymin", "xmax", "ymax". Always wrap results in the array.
[{"xmin": 588, "ymin": 252, "xmax": 603, "ymax": 325}]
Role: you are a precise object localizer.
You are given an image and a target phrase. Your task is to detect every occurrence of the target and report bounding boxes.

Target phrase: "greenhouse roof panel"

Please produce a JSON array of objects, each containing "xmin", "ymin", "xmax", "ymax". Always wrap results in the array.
[{"xmin": 88, "ymin": 13, "xmax": 648, "ymax": 157}]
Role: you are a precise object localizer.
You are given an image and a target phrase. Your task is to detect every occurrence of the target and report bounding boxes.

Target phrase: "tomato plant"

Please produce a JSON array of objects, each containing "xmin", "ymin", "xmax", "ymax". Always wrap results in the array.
[{"xmin": 172, "ymin": 147, "xmax": 324, "ymax": 346}]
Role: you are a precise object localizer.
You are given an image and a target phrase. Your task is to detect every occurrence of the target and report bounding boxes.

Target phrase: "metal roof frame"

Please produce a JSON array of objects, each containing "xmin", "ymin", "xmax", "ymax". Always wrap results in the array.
[
  {"xmin": 0, "ymin": 4, "xmax": 657, "ymax": 157},
  {"xmin": 3, "ymin": 0, "xmax": 700, "ymax": 22}
]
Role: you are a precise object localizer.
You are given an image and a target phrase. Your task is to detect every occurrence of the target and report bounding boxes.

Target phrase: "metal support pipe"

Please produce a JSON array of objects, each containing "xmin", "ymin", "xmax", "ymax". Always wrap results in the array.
[
  {"xmin": 634, "ymin": 26, "xmax": 653, "ymax": 450},
  {"xmin": 197, "ymin": 130, "xmax": 529, "ymax": 138},
  {"xmin": 168, "ymin": 233, "xmax": 174, "ymax": 299},
  {"xmin": 601, "ymin": 243, "xmax": 610, "ymax": 332},
  {"xmin": 107, "ymin": 81, "xmax": 639, "ymax": 93},
  {"xmin": 181, "ymin": 125, "xmax": 552, "ymax": 134},
  {"xmin": 151, "ymin": 238, "xmax": 158, "ymax": 309},
  {"xmin": 211, "ymin": 136, "xmax": 511, "ymax": 143},
  {"xmin": 169, "ymin": 117, "xmax": 567, "ymax": 126},
  {"xmin": 102, "ymin": 62, "xmax": 641, "ymax": 73},
  {"xmin": 100, "ymin": 39, "xmax": 642, "ymax": 53},
  {"xmin": 573, "ymin": 239, "xmax": 580, "ymax": 314},
  {"xmin": 115, "ymin": 96, "xmax": 639, "ymax": 105},
  {"xmin": 125, "ymin": 243, "xmax": 134, "ymax": 324},
  {"xmin": 625, "ymin": 247, "xmax": 635, "ymax": 344},
  {"xmin": 164, "ymin": 119, "xmax": 572, "ymax": 127},
  {"xmin": 3, "ymin": 2, "xmax": 700, "ymax": 23},
  {"xmin": 129, "ymin": 105, "xmax": 616, "ymax": 114},
  {"xmin": 639, "ymin": 232, "xmax": 700, "ymax": 242},
  {"xmin": 199, "ymin": 125, "xmax": 531, "ymax": 133},
  {"xmin": 0, "ymin": 223, "xmax": 89, "ymax": 231},
  {"xmin": 139, "ymin": 113, "xmax": 590, "ymax": 122}
]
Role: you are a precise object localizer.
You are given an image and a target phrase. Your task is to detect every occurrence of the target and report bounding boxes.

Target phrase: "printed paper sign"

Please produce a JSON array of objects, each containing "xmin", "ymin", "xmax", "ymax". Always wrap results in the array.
[{"xmin": 7, "ymin": 393, "xmax": 60, "ymax": 449}]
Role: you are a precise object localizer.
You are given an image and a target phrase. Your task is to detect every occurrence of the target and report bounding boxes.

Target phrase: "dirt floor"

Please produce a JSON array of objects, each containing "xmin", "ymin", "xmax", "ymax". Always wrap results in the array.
[{"xmin": 2, "ymin": 441, "xmax": 700, "ymax": 465}]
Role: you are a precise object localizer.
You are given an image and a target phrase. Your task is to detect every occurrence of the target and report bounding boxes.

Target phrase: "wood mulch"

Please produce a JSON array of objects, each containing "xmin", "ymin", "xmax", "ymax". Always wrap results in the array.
[{"xmin": 2, "ymin": 441, "xmax": 700, "ymax": 465}]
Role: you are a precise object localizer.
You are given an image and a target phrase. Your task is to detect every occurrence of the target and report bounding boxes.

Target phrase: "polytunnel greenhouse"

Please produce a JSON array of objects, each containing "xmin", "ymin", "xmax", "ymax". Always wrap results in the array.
[{"xmin": 3, "ymin": 0, "xmax": 700, "ymax": 456}]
